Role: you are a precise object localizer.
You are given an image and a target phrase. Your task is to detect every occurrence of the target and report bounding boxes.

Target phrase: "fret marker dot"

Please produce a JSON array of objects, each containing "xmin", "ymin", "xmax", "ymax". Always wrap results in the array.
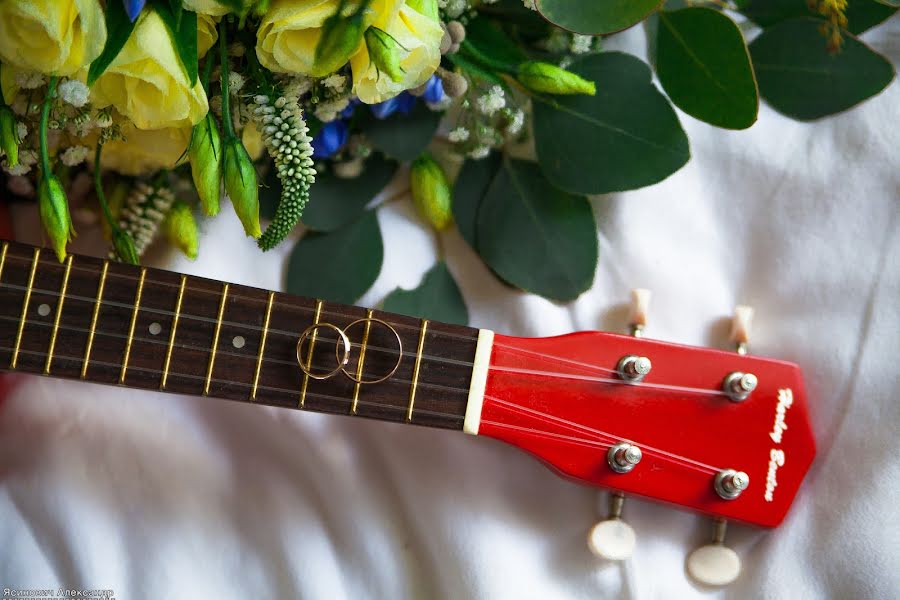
[
  {"xmin": 232, "ymin": 336, "xmax": 245, "ymax": 349},
  {"xmin": 37, "ymin": 304, "xmax": 51, "ymax": 317},
  {"xmin": 149, "ymin": 322, "xmax": 162, "ymax": 336}
]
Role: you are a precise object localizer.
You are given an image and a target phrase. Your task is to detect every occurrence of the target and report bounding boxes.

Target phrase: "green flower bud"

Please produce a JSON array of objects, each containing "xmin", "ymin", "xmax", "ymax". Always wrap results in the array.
[
  {"xmin": 112, "ymin": 228, "xmax": 139, "ymax": 265},
  {"xmin": 164, "ymin": 201, "xmax": 199, "ymax": 260},
  {"xmin": 313, "ymin": 1, "xmax": 369, "ymax": 77},
  {"xmin": 410, "ymin": 153, "xmax": 452, "ymax": 231},
  {"xmin": 38, "ymin": 174, "xmax": 73, "ymax": 262},
  {"xmin": 406, "ymin": 0, "xmax": 438, "ymax": 21},
  {"xmin": 365, "ymin": 27, "xmax": 405, "ymax": 84},
  {"xmin": 516, "ymin": 61, "xmax": 596, "ymax": 96},
  {"xmin": 223, "ymin": 136, "xmax": 261, "ymax": 238},
  {"xmin": 0, "ymin": 106, "xmax": 19, "ymax": 167},
  {"xmin": 189, "ymin": 113, "xmax": 222, "ymax": 217}
]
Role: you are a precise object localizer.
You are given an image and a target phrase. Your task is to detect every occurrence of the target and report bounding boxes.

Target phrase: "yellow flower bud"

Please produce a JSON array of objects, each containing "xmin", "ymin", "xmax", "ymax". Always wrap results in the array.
[
  {"xmin": 0, "ymin": 105, "xmax": 19, "ymax": 167},
  {"xmin": 112, "ymin": 228, "xmax": 139, "ymax": 265},
  {"xmin": 410, "ymin": 152, "xmax": 452, "ymax": 231},
  {"xmin": 365, "ymin": 27, "xmax": 405, "ymax": 84},
  {"xmin": 190, "ymin": 114, "xmax": 223, "ymax": 216},
  {"xmin": 223, "ymin": 137, "xmax": 261, "ymax": 238},
  {"xmin": 164, "ymin": 201, "xmax": 199, "ymax": 260},
  {"xmin": 38, "ymin": 174, "xmax": 73, "ymax": 262},
  {"xmin": 517, "ymin": 61, "xmax": 596, "ymax": 96},
  {"xmin": 312, "ymin": 2, "xmax": 368, "ymax": 77}
]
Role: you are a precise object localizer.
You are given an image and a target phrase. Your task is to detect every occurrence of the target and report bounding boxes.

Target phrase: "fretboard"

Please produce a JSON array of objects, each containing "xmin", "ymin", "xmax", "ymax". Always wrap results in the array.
[{"xmin": 0, "ymin": 239, "xmax": 481, "ymax": 430}]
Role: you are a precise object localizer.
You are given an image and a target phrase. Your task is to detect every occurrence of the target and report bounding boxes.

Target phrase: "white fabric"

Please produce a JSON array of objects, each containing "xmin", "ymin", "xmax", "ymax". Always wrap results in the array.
[{"xmin": 2, "ymin": 21, "xmax": 899, "ymax": 600}]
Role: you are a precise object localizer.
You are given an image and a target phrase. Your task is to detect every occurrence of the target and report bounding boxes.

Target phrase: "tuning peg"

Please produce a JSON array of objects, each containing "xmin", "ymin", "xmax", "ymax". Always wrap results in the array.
[
  {"xmin": 628, "ymin": 288, "xmax": 651, "ymax": 337},
  {"xmin": 587, "ymin": 492, "xmax": 636, "ymax": 561},
  {"xmin": 686, "ymin": 518, "xmax": 741, "ymax": 587},
  {"xmin": 729, "ymin": 305, "xmax": 753, "ymax": 355}
]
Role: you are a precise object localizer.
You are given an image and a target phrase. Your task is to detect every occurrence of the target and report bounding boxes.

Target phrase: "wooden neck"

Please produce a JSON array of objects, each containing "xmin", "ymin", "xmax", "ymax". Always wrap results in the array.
[{"xmin": 0, "ymin": 239, "xmax": 480, "ymax": 431}]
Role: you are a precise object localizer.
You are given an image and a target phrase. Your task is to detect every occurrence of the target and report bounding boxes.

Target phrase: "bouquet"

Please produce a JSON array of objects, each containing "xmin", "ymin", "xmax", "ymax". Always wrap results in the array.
[{"xmin": 0, "ymin": 0, "xmax": 894, "ymax": 313}]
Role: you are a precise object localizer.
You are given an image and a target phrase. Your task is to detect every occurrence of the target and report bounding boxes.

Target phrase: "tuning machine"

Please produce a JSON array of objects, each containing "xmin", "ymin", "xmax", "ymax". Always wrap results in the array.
[
  {"xmin": 686, "ymin": 518, "xmax": 741, "ymax": 587},
  {"xmin": 588, "ymin": 492, "xmax": 635, "ymax": 561}
]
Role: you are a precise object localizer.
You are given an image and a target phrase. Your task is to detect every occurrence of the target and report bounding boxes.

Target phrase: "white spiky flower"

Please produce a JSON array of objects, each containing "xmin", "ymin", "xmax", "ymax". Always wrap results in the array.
[
  {"xmin": 117, "ymin": 181, "xmax": 176, "ymax": 258},
  {"xmin": 248, "ymin": 89, "xmax": 317, "ymax": 250}
]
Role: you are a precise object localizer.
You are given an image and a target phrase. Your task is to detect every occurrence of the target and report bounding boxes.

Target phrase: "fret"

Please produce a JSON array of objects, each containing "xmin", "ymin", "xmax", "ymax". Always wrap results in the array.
[
  {"xmin": 406, "ymin": 319, "xmax": 429, "ymax": 423},
  {"xmin": 350, "ymin": 309, "xmax": 375, "ymax": 415},
  {"xmin": 160, "ymin": 275, "xmax": 187, "ymax": 390},
  {"xmin": 251, "ymin": 291, "xmax": 275, "ymax": 400},
  {"xmin": 43, "ymin": 255, "xmax": 73, "ymax": 374},
  {"xmin": 119, "ymin": 267, "xmax": 146, "ymax": 384},
  {"xmin": 81, "ymin": 260, "xmax": 109, "ymax": 379},
  {"xmin": 299, "ymin": 299, "xmax": 324, "ymax": 409},
  {"xmin": 203, "ymin": 283, "xmax": 229, "ymax": 396},
  {"xmin": 0, "ymin": 241, "xmax": 7, "ymax": 279},
  {"xmin": 10, "ymin": 247, "xmax": 40, "ymax": 369}
]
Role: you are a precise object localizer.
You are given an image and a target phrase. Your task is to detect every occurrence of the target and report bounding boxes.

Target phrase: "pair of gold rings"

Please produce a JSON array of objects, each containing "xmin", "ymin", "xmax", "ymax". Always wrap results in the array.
[{"xmin": 295, "ymin": 317, "xmax": 403, "ymax": 385}]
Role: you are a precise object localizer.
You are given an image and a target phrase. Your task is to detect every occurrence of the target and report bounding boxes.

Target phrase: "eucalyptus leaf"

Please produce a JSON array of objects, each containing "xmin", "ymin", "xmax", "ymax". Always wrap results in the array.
[
  {"xmin": 749, "ymin": 18, "xmax": 894, "ymax": 120},
  {"xmin": 156, "ymin": 6, "xmax": 198, "ymax": 87},
  {"xmin": 536, "ymin": 0, "xmax": 663, "ymax": 34},
  {"xmin": 364, "ymin": 101, "xmax": 441, "ymax": 162},
  {"xmin": 302, "ymin": 154, "xmax": 398, "ymax": 232},
  {"xmin": 476, "ymin": 159, "xmax": 597, "ymax": 302},
  {"xmin": 533, "ymin": 52, "xmax": 689, "ymax": 195},
  {"xmin": 738, "ymin": 0, "xmax": 896, "ymax": 34},
  {"xmin": 464, "ymin": 17, "xmax": 527, "ymax": 66},
  {"xmin": 87, "ymin": 1, "xmax": 138, "ymax": 85},
  {"xmin": 286, "ymin": 211, "xmax": 383, "ymax": 304},
  {"xmin": 452, "ymin": 154, "xmax": 502, "ymax": 248},
  {"xmin": 383, "ymin": 262, "xmax": 469, "ymax": 325},
  {"xmin": 656, "ymin": 8, "xmax": 758, "ymax": 129}
]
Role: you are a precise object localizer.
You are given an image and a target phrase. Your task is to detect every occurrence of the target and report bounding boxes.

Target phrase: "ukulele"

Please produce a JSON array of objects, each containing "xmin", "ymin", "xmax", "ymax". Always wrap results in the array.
[{"xmin": 0, "ymin": 239, "xmax": 815, "ymax": 586}]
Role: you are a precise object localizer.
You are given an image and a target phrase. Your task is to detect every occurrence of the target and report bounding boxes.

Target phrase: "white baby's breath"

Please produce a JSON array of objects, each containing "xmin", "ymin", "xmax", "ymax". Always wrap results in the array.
[
  {"xmin": 60, "ymin": 145, "xmax": 90, "ymax": 166},
  {"xmin": 448, "ymin": 127, "xmax": 470, "ymax": 143},
  {"xmin": 58, "ymin": 79, "xmax": 90, "ymax": 107}
]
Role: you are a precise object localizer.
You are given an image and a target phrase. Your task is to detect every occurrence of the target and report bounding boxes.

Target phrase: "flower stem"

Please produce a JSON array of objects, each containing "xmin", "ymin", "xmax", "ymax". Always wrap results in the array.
[
  {"xmin": 219, "ymin": 19, "xmax": 235, "ymax": 139},
  {"xmin": 39, "ymin": 76, "xmax": 59, "ymax": 178},
  {"xmin": 93, "ymin": 144, "xmax": 117, "ymax": 228}
]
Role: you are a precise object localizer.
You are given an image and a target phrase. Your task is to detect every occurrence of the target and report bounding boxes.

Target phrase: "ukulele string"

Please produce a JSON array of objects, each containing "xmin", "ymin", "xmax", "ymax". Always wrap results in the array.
[
  {"xmin": 0, "ymin": 345, "xmax": 466, "ymax": 423},
  {"xmin": 0, "ymin": 280, "xmax": 731, "ymax": 400},
  {"xmin": 1, "ymin": 338, "xmax": 724, "ymax": 476},
  {"xmin": 484, "ymin": 395, "xmax": 721, "ymax": 474}
]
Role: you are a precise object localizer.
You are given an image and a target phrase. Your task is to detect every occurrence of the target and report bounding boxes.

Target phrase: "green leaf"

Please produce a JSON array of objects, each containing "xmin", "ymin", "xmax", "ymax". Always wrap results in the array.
[
  {"xmin": 302, "ymin": 154, "xmax": 398, "ymax": 232},
  {"xmin": 749, "ymin": 18, "xmax": 895, "ymax": 121},
  {"xmin": 464, "ymin": 17, "xmax": 527, "ymax": 66},
  {"xmin": 452, "ymin": 153, "xmax": 501, "ymax": 249},
  {"xmin": 476, "ymin": 158, "xmax": 597, "ymax": 302},
  {"xmin": 363, "ymin": 102, "xmax": 441, "ymax": 162},
  {"xmin": 87, "ymin": 1, "xmax": 138, "ymax": 85},
  {"xmin": 445, "ymin": 52, "xmax": 505, "ymax": 85},
  {"xmin": 286, "ymin": 211, "xmax": 383, "ymax": 304},
  {"xmin": 536, "ymin": 0, "xmax": 663, "ymax": 34},
  {"xmin": 168, "ymin": 0, "xmax": 183, "ymax": 27},
  {"xmin": 156, "ymin": 6, "xmax": 198, "ymax": 87},
  {"xmin": 655, "ymin": 8, "xmax": 758, "ymax": 129},
  {"xmin": 383, "ymin": 262, "xmax": 469, "ymax": 326},
  {"xmin": 737, "ymin": 0, "xmax": 896, "ymax": 34},
  {"xmin": 532, "ymin": 52, "xmax": 689, "ymax": 195}
]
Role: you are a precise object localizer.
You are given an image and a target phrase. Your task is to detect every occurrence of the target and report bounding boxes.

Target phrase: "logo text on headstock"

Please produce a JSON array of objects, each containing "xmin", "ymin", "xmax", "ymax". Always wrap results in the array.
[{"xmin": 765, "ymin": 388, "xmax": 793, "ymax": 502}]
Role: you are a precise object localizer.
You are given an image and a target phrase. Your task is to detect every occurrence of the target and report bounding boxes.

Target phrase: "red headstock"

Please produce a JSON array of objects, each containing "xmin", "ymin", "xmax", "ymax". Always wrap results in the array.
[{"xmin": 474, "ymin": 331, "xmax": 815, "ymax": 528}]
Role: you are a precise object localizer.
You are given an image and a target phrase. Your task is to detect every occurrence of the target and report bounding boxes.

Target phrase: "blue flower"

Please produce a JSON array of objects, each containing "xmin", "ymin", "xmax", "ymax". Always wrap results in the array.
[
  {"xmin": 421, "ymin": 75, "xmax": 445, "ymax": 104},
  {"xmin": 340, "ymin": 97, "xmax": 360, "ymax": 119},
  {"xmin": 369, "ymin": 92, "xmax": 416, "ymax": 120},
  {"xmin": 312, "ymin": 120, "xmax": 348, "ymax": 158},
  {"xmin": 122, "ymin": 0, "xmax": 146, "ymax": 22}
]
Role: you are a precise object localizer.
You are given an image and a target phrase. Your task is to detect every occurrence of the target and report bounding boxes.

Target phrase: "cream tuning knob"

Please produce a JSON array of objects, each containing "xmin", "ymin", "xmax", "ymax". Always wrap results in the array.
[
  {"xmin": 686, "ymin": 519, "xmax": 742, "ymax": 587},
  {"xmin": 730, "ymin": 305, "xmax": 753, "ymax": 355},
  {"xmin": 587, "ymin": 492, "xmax": 636, "ymax": 561},
  {"xmin": 628, "ymin": 288, "xmax": 651, "ymax": 337}
]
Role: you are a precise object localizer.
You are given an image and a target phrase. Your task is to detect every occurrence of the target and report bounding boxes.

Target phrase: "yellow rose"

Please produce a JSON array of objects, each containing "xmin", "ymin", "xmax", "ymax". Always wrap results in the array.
[
  {"xmin": 242, "ymin": 122, "xmax": 266, "ymax": 161},
  {"xmin": 350, "ymin": 1, "xmax": 442, "ymax": 104},
  {"xmin": 184, "ymin": 0, "xmax": 244, "ymax": 16},
  {"xmin": 90, "ymin": 11, "xmax": 209, "ymax": 130},
  {"xmin": 197, "ymin": 13, "xmax": 219, "ymax": 58},
  {"xmin": 256, "ymin": 0, "xmax": 442, "ymax": 103},
  {"xmin": 99, "ymin": 123, "xmax": 191, "ymax": 176},
  {"xmin": 0, "ymin": 0, "xmax": 106, "ymax": 76}
]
